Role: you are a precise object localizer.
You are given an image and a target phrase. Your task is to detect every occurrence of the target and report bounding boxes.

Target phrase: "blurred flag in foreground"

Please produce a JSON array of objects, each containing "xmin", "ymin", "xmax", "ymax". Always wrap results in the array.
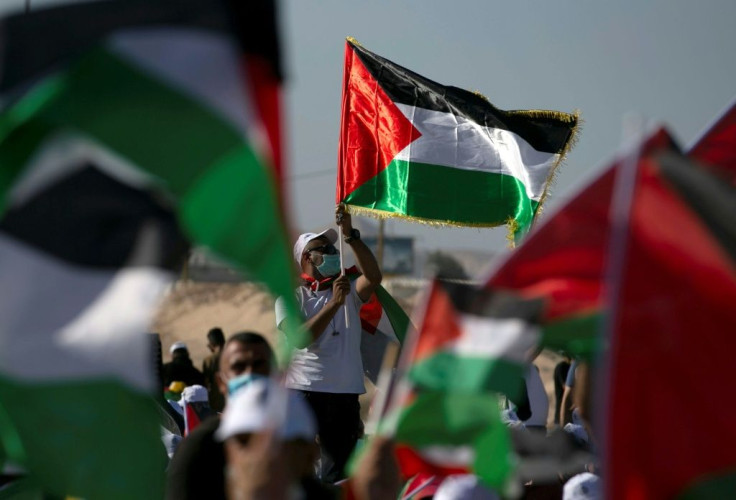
[
  {"xmin": 0, "ymin": 1, "xmax": 292, "ymax": 498},
  {"xmin": 605, "ymin": 133, "xmax": 736, "ymax": 499},
  {"xmin": 405, "ymin": 280, "xmax": 543, "ymax": 398},
  {"xmin": 337, "ymin": 38, "xmax": 578, "ymax": 241},
  {"xmin": 375, "ymin": 280, "xmax": 543, "ymax": 491},
  {"xmin": 483, "ymin": 128, "xmax": 676, "ymax": 359},
  {"xmin": 484, "ymin": 99, "xmax": 736, "ymax": 360}
]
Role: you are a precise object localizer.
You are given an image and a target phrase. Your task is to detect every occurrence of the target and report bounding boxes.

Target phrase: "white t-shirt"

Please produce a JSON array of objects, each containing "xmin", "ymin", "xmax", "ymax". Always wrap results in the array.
[{"xmin": 275, "ymin": 281, "xmax": 366, "ymax": 394}]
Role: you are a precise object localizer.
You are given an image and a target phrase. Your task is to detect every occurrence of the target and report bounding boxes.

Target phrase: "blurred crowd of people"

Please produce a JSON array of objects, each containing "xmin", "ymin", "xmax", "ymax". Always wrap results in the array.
[{"xmin": 156, "ymin": 333, "xmax": 599, "ymax": 500}]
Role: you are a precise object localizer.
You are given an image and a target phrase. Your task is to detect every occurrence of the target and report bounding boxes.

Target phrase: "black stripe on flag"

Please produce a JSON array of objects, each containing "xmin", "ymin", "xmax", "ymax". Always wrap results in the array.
[
  {"xmin": 440, "ymin": 281, "xmax": 545, "ymax": 323},
  {"xmin": 0, "ymin": 0, "xmax": 282, "ymax": 93},
  {"xmin": 657, "ymin": 150, "xmax": 736, "ymax": 265},
  {"xmin": 0, "ymin": 166, "xmax": 189, "ymax": 270},
  {"xmin": 348, "ymin": 40, "xmax": 575, "ymax": 155}
]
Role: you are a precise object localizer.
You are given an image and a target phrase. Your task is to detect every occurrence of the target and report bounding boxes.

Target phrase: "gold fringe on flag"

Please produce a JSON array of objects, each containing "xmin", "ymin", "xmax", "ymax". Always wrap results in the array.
[
  {"xmin": 529, "ymin": 110, "xmax": 583, "ymax": 222},
  {"xmin": 343, "ymin": 204, "xmax": 510, "ymax": 230},
  {"xmin": 346, "ymin": 36, "xmax": 363, "ymax": 47}
]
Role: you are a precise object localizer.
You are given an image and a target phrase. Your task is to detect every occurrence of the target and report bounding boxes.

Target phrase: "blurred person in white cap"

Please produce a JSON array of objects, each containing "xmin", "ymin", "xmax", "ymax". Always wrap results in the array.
[
  {"xmin": 163, "ymin": 341, "xmax": 205, "ymax": 387},
  {"xmin": 179, "ymin": 385, "xmax": 216, "ymax": 436},
  {"xmin": 218, "ymin": 378, "xmax": 338, "ymax": 499},
  {"xmin": 563, "ymin": 472, "xmax": 600, "ymax": 500},
  {"xmin": 275, "ymin": 204, "xmax": 382, "ymax": 483},
  {"xmin": 434, "ymin": 474, "xmax": 500, "ymax": 500},
  {"xmin": 166, "ymin": 332, "xmax": 276, "ymax": 500}
]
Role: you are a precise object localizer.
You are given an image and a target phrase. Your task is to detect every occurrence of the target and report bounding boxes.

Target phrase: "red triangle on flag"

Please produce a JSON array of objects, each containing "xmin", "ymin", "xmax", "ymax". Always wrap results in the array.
[
  {"xmin": 184, "ymin": 403, "xmax": 202, "ymax": 437},
  {"xmin": 411, "ymin": 281, "xmax": 463, "ymax": 363},
  {"xmin": 337, "ymin": 40, "xmax": 422, "ymax": 202}
]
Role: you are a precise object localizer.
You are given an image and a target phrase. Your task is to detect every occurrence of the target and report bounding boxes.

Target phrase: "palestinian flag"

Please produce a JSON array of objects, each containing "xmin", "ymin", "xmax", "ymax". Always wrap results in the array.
[
  {"xmin": 605, "ymin": 140, "xmax": 736, "ymax": 498},
  {"xmin": 483, "ymin": 128, "xmax": 676, "ymax": 358},
  {"xmin": 688, "ymin": 98, "xmax": 736, "ymax": 186},
  {"xmin": 337, "ymin": 38, "xmax": 578, "ymax": 239},
  {"xmin": 0, "ymin": 1, "xmax": 293, "ymax": 498},
  {"xmin": 405, "ymin": 280, "xmax": 543, "ymax": 398}
]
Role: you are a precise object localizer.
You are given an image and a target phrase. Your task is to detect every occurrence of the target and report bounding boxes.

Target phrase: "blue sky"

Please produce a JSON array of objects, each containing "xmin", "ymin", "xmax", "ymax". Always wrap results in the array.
[{"xmin": 6, "ymin": 0, "xmax": 736, "ymax": 256}]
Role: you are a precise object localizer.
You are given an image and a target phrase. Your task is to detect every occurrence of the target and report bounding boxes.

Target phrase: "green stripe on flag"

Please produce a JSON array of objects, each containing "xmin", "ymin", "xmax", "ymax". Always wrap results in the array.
[
  {"xmin": 344, "ymin": 159, "xmax": 535, "ymax": 232},
  {"xmin": 394, "ymin": 391, "xmax": 513, "ymax": 491},
  {"xmin": 409, "ymin": 353, "xmax": 524, "ymax": 397},
  {"xmin": 0, "ymin": 377, "xmax": 165, "ymax": 500},
  {"xmin": 374, "ymin": 285, "xmax": 409, "ymax": 343},
  {"xmin": 9, "ymin": 48, "xmax": 244, "ymax": 198},
  {"xmin": 395, "ymin": 392, "xmax": 503, "ymax": 446},
  {"xmin": 180, "ymin": 144, "xmax": 289, "ymax": 283}
]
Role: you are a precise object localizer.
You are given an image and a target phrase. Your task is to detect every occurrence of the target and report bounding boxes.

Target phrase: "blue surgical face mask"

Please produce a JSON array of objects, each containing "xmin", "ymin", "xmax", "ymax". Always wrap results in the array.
[
  {"xmin": 316, "ymin": 253, "xmax": 341, "ymax": 276},
  {"xmin": 227, "ymin": 373, "xmax": 267, "ymax": 396}
]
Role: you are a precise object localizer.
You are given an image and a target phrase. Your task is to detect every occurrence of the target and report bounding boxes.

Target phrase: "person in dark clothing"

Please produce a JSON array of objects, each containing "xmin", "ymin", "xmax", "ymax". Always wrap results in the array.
[
  {"xmin": 202, "ymin": 328, "xmax": 226, "ymax": 412},
  {"xmin": 162, "ymin": 342, "xmax": 205, "ymax": 388},
  {"xmin": 165, "ymin": 332, "xmax": 274, "ymax": 500}
]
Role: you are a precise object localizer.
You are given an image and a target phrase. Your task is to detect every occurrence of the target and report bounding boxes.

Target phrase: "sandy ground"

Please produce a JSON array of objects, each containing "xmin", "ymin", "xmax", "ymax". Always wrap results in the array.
[{"xmin": 153, "ymin": 281, "xmax": 563, "ymax": 427}]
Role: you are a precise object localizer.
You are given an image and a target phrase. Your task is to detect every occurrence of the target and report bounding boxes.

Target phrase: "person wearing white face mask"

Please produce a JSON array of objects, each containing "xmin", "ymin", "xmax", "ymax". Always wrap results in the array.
[
  {"xmin": 275, "ymin": 204, "xmax": 383, "ymax": 483},
  {"xmin": 166, "ymin": 332, "xmax": 275, "ymax": 500}
]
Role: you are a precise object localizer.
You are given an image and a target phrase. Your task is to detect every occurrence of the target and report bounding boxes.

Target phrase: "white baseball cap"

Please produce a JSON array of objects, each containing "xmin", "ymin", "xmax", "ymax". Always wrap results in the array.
[
  {"xmin": 180, "ymin": 385, "xmax": 209, "ymax": 405},
  {"xmin": 215, "ymin": 378, "xmax": 316, "ymax": 442},
  {"xmin": 292, "ymin": 228, "xmax": 337, "ymax": 264},
  {"xmin": 169, "ymin": 341, "xmax": 188, "ymax": 354},
  {"xmin": 563, "ymin": 473, "xmax": 601, "ymax": 500}
]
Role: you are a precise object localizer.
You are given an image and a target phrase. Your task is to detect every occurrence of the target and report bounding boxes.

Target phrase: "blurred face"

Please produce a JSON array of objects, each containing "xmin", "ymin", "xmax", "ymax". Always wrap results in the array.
[
  {"xmin": 217, "ymin": 341, "xmax": 272, "ymax": 397},
  {"xmin": 224, "ymin": 433, "xmax": 303, "ymax": 499}
]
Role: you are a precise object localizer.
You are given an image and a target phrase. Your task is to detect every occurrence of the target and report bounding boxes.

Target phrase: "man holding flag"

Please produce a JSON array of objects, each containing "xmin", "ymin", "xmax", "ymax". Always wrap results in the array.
[{"xmin": 275, "ymin": 204, "xmax": 383, "ymax": 483}]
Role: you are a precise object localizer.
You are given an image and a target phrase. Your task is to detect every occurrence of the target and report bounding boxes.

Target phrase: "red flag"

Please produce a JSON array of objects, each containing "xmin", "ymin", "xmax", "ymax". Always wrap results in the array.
[
  {"xmin": 483, "ymin": 128, "xmax": 675, "ymax": 356},
  {"xmin": 605, "ymin": 144, "xmax": 736, "ymax": 498}
]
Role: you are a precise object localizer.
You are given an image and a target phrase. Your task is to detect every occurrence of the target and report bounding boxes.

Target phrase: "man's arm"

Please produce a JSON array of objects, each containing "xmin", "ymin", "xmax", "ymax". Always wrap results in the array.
[
  {"xmin": 276, "ymin": 277, "xmax": 351, "ymax": 345},
  {"xmin": 336, "ymin": 205, "xmax": 382, "ymax": 302},
  {"xmin": 302, "ymin": 276, "xmax": 350, "ymax": 341}
]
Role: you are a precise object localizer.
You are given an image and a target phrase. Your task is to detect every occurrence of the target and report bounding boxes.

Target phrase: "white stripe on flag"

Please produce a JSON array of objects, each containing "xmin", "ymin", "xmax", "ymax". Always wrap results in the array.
[
  {"xmin": 0, "ymin": 235, "xmax": 171, "ymax": 391},
  {"xmin": 419, "ymin": 445, "xmax": 475, "ymax": 468},
  {"xmin": 8, "ymin": 133, "xmax": 153, "ymax": 208},
  {"xmin": 450, "ymin": 315, "xmax": 540, "ymax": 362},
  {"xmin": 395, "ymin": 104, "xmax": 558, "ymax": 200}
]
